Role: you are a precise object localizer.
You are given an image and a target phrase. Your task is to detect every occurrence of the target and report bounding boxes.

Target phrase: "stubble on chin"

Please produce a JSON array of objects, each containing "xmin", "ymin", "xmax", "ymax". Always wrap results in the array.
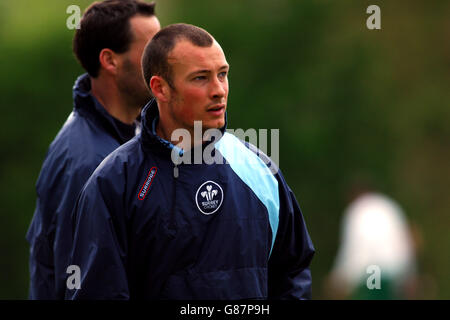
[{"xmin": 118, "ymin": 58, "xmax": 153, "ymax": 109}]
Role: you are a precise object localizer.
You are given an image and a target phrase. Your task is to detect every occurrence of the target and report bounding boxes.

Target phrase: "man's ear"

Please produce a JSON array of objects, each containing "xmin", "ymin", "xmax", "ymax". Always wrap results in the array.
[
  {"xmin": 98, "ymin": 48, "xmax": 118, "ymax": 75},
  {"xmin": 150, "ymin": 76, "xmax": 170, "ymax": 102}
]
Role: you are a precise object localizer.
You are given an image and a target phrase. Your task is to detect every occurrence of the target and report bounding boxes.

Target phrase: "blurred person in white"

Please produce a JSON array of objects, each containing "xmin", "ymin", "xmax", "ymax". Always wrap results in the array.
[{"xmin": 326, "ymin": 190, "xmax": 419, "ymax": 299}]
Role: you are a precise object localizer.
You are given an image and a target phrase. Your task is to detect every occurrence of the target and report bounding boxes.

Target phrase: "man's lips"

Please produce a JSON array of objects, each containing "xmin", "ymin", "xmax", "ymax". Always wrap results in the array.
[
  {"xmin": 207, "ymin": 103, "xmax": 226, "ymax": 111},
  {"xmin": 207, "ymin": 104, "xmax": 226, "ymax": 116}
]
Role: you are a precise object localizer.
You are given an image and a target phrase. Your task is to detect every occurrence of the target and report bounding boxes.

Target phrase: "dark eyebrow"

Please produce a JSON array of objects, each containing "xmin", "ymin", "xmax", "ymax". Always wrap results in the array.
[
  {"xmin": 188, "ymin": 70, "xmax": 210, "ymax": 77},
  {"xmin": 188, "ymin": 65, "xmax": 230, "ymax": 78}
]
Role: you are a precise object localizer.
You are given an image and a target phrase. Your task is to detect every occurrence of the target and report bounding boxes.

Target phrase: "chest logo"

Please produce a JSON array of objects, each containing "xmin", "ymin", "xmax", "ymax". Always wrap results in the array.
[
  {"xmin": 195, "ymin": 180, "xmax": 224, "ymax": 215},
  {"xmin": 138, "ymin": 167, "xmax": 157, "ymax": 200}
]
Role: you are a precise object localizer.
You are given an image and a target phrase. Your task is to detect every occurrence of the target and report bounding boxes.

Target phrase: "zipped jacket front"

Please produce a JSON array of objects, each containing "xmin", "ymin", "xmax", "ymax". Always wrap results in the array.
[{"xmin": 66, "ymin": 99, "xmax": 315, "ymax": 299}]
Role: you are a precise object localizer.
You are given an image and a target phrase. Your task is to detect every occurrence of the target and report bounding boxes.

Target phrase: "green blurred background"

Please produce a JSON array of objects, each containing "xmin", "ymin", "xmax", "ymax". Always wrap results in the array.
[{"xmin": 0, "ymin": 0, "xmax": 449, "ymax": 299}]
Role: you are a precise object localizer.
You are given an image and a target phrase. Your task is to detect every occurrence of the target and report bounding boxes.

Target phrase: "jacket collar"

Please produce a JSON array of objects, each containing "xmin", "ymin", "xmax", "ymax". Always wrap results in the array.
[
  {"xmin": 72, "ymin": 73, "xmax": 137, "ymax": 144},
  {"xmin": 140, "ymin": 98, "xmax": 227, "ymax": 158}
]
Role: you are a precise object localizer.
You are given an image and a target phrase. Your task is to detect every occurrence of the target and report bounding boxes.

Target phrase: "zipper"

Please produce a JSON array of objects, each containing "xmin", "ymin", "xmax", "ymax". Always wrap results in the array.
[{"xmin": 168, "ymin": 163, "xmax": 179, "ymax": 237}]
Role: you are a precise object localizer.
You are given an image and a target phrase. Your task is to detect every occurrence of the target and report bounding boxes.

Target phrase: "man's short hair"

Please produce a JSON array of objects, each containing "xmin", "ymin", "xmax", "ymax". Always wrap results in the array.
[
  {"xmin": 73, "ymin": 0, "xmax": 156, "ymax": 78},
  {"xmin": 141, "ymin": 23, "xmax": 214, "ymax": 90}
]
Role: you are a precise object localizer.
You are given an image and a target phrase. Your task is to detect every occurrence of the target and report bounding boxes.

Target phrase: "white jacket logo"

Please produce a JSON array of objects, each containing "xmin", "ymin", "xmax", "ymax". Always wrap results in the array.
[
  {"xmin": 201, "ymin": 185, "xmax": 218, "ymax": 201},
  {"xmin": 195, "ymin": 181, "xmax": 224, "ymax": 215}
]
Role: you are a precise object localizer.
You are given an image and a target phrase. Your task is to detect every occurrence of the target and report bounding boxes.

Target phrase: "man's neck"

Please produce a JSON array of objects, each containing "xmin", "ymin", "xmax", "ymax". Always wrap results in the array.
[
  {"xmin": 91, "ymin": 77, "xmax": 140, "ymax": 125},
  {"xmin": 156, "ymin": 113, "xmax": 202, "ymax": 151}
]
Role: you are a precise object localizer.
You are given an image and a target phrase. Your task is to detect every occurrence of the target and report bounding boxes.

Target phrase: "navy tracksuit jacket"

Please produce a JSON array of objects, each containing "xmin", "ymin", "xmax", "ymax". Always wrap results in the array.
[
  {"xmin": 66, "ymin": 99, "xmax": 315, "ymax": 299},
  {"xmin": 26, "ymin": 74, "xmax": 138, "ymax": 299}
]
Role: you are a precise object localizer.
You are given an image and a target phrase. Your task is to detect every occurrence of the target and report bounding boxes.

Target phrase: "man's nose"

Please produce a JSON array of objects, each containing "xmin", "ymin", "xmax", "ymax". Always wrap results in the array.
[{"xmin": 210, "ymin": 77, "xmax": 226, "ymax": 99}]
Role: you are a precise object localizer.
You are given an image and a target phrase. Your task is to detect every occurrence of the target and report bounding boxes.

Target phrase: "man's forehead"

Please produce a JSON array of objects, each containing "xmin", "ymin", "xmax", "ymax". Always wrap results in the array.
[{"xmin": 168, "ymin": 39, "xmax": 228, "ymax": 69}]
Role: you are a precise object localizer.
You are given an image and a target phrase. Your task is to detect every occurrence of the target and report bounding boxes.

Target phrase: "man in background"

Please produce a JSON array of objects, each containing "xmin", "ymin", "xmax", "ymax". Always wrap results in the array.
[
  {"xmin": 325, "ymin": 183, "xmax": 419, "ymax": 299},
  {"xmin": 26, "ymin": 0, "xmax": 160, "ymax": 299}
]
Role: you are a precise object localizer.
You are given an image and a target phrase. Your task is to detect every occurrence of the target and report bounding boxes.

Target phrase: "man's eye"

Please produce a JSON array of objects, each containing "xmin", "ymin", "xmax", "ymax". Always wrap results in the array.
[
  {"xmin": 218, "ymin": 72, "xmax": 227, "ymax": 78},
  {"xmin": 193, "ymin": 76, "xmax": 207, "ymax": 81}
]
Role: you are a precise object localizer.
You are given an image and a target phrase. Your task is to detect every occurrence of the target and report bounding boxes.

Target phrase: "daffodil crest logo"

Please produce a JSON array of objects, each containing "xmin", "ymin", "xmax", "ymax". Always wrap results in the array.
[{"xmin": 195, "ymin": 181, "xmax": 223, "ymax": 215}]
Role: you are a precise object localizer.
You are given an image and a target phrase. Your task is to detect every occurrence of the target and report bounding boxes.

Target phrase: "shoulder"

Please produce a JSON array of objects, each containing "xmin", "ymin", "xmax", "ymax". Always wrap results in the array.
[
  {"xmin": 88, "ymin": 136, "xmax": 143, "ymax": 182},
  {"xmin": 45, "ymin": 111, "xmax": 120, "ymax": 173},
  {"xmin": 216, "ymin": 131, "xmax": 279, "ymax": 176}
]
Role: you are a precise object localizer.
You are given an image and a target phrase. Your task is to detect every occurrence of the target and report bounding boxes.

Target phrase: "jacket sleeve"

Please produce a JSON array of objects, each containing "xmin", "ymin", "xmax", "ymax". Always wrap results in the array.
[
  {"xmin": 26, "ymin": 202, "xmax": 56, "ymax": 300},
  {"xmin": 26, "ymin": 156, "xmax": 93, "ymax": 300},
  {"xmin": 65, "ymin": 167, "xmax": 130, "ymax": 300},
  {"xmin": 268, "ymin": 171, "xmax": 315, "ymax": 299}
]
